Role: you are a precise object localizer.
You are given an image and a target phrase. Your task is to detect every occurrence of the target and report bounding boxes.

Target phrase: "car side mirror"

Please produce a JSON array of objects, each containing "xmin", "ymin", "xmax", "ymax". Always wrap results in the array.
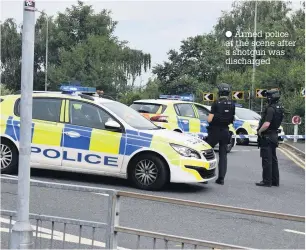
[{"xmin": 105, "ymin": 120, "xmax": 122, "ymax": 132}]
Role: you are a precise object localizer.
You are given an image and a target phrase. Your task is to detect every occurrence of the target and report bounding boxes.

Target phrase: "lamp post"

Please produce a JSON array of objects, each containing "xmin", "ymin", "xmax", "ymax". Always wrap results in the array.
[
  {"xmin": 250, "ymin": 0, "xmax": 258, "ymax": 110},
  {"xmin": 35, "ymin": 8, "xmax": 48, "ymax": 91},
  {"xmin": 10, "ymin": 0, "xmax": 36, "ymax": 247}
]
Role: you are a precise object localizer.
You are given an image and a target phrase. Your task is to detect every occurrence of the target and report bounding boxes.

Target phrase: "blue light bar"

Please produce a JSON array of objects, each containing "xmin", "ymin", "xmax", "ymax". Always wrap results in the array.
[
  {"xmin": 159, "ymin": 94, "xmax": 195, "ymax": 101},
  {"xmin": 235, "ymin": 103, "xmax": 243, "ymax": 107},
  {"xmin": 60, "ymin": 85, "xmax": 96, "ymax": 94}
]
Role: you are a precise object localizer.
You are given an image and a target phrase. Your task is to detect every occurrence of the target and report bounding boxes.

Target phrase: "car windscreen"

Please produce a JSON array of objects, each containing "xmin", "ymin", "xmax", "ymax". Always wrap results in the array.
[
  {"xmin": 130, "ymin": 103, "xmax": 163, "ymax": 114},
  {"xmin": 236, "ymin": 108, "xmax": 261, "ymax": 120},
  {"xmin": 103, "ymin": 102, "xmax": 159, "ymax": 130}
]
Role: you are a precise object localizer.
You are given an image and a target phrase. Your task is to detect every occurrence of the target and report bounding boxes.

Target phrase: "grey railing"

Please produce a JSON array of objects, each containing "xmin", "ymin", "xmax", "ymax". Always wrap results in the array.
[
  {"xmin": 1, "ymin": 176, "xmax": 305, "ymax": 249},
  {"xmin": 1, "ymin": 177, "xmax": 115, "ymax": 249},
  {"xmin": 1, "ymin": 210, "xmax": 106, "ymax": 249}
]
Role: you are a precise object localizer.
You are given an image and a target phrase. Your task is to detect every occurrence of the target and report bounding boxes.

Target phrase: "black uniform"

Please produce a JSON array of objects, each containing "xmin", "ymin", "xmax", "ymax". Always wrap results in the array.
[
  {"xmin": 257, "ymin": 102, "xmax": 284, "ymax": 187},
  {"xmin": 206, "ymin": 96, "xmax": 235, "ymax": 184}
]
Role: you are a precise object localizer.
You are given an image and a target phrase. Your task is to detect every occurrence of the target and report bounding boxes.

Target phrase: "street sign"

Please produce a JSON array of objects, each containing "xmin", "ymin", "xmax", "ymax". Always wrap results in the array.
[
  {"xmin": 232, "ymin": 91, "xmax": 244, "ymax": 100},
  {"xmin": 203, "ymin": 92, "xmax": 214, "ymax": 102},
  {"xmin": 301, "ymin": 87, "xmax": 305, "ymax": 97},
  {"xmin": 292, "ymin": 115, "xmax": 302, "ymax": 125},
  {"xmin": 256, "ymin": 89, "xmax": 267, "ymax": 98},
  {"xmin": 24, "ymin": 0, "xmax": 35, "ymax": 11}
]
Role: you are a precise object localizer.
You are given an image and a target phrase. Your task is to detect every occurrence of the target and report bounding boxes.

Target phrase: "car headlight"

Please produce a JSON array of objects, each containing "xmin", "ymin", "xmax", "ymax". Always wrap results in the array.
[
  {"xmin": 170, "ymin": 143, "xmax": 201, "ymax": 159},
  {"xmin": 250, "ymin": 125, "xmax": 258, "ymax": 130}
]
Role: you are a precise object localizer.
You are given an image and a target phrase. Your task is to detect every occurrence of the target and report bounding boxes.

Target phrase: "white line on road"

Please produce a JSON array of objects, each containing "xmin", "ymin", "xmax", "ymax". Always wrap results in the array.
[
  {"xmin": 0, "ymin": 217, "xmax": 129, "ymax": 249},
  {"xmin": 1, "ymin": 174, "xmax": 18, "ymax": 179},
  {"xmin": 94, "ymin": 193, "xmax": 109, "ymax": 196},
  {"xmin": 284, "ymin": 229, "xmax": 305, "ymax": 235},
  {"xmin": 231, "ymin": 149, "xmax": 259, "ymax": 152}
]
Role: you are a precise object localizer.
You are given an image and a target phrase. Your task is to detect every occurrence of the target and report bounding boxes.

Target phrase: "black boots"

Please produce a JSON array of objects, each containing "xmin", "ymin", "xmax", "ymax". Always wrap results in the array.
[
  {"xmin": 215, "ymin": 179, "xmax": 224, "ymax": 185},
  {"xmin": 255, "ymin": 181, "xmax": 272, "ymax": 187}
]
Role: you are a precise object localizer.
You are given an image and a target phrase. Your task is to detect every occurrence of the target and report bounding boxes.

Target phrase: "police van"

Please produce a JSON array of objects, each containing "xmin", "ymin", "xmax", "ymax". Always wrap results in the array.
[{"xmin": 0, "ymin": 87, "xmax": 217, "ymax": 190}]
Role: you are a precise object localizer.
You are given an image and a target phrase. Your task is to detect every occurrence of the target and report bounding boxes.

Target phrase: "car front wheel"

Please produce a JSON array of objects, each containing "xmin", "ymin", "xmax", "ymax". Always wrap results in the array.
[
  {"xmin": 1, "ymin": 139, "xmax": 18, "ymax": 174},
  {"xmin": 129, "ymin": 154, "xmax": 169, "ymax": 191}
]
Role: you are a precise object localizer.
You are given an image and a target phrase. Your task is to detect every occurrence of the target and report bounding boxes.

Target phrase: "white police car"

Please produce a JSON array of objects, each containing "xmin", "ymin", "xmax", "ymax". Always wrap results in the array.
[{"xmin": 0, "ymin": 87, "xmax": 217, "ymax": 190}]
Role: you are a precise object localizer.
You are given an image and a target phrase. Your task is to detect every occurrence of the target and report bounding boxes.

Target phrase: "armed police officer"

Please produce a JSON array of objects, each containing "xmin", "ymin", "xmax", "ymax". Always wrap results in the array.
[
  {"xmin": 256, "ymin": 89, "xmax": 284, "ymax": 187},
  {"xmin": 206, "ymin": 83, "xmax": 235, "ymax": 185}
]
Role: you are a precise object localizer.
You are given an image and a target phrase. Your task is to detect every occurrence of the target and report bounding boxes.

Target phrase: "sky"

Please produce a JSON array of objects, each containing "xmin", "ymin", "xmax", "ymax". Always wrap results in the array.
[{"xmin": 0, "ymin": 0, "xmax": 303, "ymax": 87}]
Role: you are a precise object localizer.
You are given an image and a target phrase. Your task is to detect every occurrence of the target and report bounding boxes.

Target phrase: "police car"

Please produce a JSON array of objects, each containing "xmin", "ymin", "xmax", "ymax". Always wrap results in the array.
[
  {"xmin": 130, "ymin": 94, "xmax": 237, "ymax": 153},
  {"xmin": 204, "ymin": 105, "xmax": 285, "ymax": 145},
  {"xmin": 0, "ymin": 87, "xmax": 217, "ymax": 191}
]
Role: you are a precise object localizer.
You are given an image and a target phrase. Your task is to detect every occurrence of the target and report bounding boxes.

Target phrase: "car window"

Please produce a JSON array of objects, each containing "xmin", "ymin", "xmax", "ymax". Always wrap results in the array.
[
  {"xmin": 236, "ymin": 108, "xmax": 261, "ymax": 120},
  {"xmin": 16, "ymin": 98, "xmax": 61, "ymax": 122},
  {"xmin": 195, "ymin": 105, "xmax": 209, "ymax": 120},
  {"xmin": 103, "ymin": 102, "xmax": 158, "ymax": 130},
  {"xmin": 174, "ymin": 104, "xmax": 196, "ymax": 118},
  {"xmin": 130, "ymin": 103, "xmax": 166, "ymax": 114},
  {"xmin": 69, "ymin": 100, "xmax": 113, "ymax": 129}
]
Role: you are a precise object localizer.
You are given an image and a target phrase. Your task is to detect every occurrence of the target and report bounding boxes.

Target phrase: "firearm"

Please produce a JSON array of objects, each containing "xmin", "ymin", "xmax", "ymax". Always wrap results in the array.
[{"xmin": 257, "ymin": 131, "xmax": 262, "ymax": 149}]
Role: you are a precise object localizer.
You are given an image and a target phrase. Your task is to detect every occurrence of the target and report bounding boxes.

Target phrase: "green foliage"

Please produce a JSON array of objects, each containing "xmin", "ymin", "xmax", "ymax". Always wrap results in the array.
[
  {"xmin": 1, "ymin": 1, "xmax": 151, "ymax": 93},
  {"xmin": 151, "ymin": 0, "xmax": 304, "ymax": 127},
  {"xmin": 0, "ymin": 84, "xmax": 13, "ymax": 96}
]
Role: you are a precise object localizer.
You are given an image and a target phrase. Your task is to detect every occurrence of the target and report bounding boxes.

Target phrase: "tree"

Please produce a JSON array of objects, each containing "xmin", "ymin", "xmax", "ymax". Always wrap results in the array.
[
  {"xmin": 1, "ymin": 19, "xmax": 22, "ymax": 91},
  {"xmin": 0, "ymin": 1, "xmax": 151, "ymax": 93},
  {"xmin": 153, "ymin": 33, "xmax": 225, "ymax": 94}
]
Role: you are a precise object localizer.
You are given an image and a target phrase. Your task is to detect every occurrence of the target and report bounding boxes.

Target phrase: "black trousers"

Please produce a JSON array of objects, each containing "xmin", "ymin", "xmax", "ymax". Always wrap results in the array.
[
  {"xmin": 206, "ymin": 127, "xmax": 230, "ymax": 181},
  {"xmin": 260, "ymin": 136, "xmax": 279, "ymax": 185}
]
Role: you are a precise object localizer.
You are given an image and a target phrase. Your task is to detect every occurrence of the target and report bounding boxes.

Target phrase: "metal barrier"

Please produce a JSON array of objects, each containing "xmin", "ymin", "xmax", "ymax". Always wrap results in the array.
[
  {"xmin": 1, "ymin": 210, "xmax": 106, "ymax": 249},
  {"xmin": 1, "ymin": 177, "xmax": 115, "ymax": 249},
  {"xmin": 1, "ymin": 176, "xmax": 305, "ymax": 249},
  {"xmin": 109, "ymin": 191, "xmax": 304, "ymax": 249}
]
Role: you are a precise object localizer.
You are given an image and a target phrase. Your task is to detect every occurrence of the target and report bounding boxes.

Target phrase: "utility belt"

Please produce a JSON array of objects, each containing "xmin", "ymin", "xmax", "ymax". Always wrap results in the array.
[
  {"xmin": 258, "ymin": 133, "xmax": 279, "ymax": 148},
  {"xmin": 262, "ymin": 129, "xmax": 279, "ymax": 135},
  {"xmin": 207, "ymin": 125, "xmax": 229, "ymax": 131}
]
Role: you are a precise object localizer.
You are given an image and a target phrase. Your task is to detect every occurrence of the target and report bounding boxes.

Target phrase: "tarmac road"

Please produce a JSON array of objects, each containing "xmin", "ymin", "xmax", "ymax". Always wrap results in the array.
[{"xmin": 1, "ymin": 145, "xmax": 305, "ymax": 249}]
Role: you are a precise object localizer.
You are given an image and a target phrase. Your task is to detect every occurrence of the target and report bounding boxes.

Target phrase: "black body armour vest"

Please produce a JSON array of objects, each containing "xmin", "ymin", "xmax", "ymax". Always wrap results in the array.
[
  {"xmin": 260, "ymin": 103, "xmax": 284, "ymax": 131},
  {"xmin": 211, "ymin": 98, "xmax": 235, "ymax": 127}
]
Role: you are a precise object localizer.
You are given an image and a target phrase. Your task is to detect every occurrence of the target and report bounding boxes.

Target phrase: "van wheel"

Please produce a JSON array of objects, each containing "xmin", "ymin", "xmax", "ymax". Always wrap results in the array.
[
  {"xmin": 237, "ymin": 130, "xmax": 249, "ymax": 145},
  {"xmin": 226, "ymin": 138, "xmax": 235, "ymax": 153},
  {"xmin": 1, "ymin": 139, "xmax": 18, "ymax": 174},
  {"xmin": 129, "ymin": 154, "xmax": 168, "ymax": 191}
]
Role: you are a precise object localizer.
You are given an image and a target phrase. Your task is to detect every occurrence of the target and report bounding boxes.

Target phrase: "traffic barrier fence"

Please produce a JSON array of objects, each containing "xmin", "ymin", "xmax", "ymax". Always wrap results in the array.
[{"xmin": 1, "ymin": 176, "xmax": 305, "ymax": 249}]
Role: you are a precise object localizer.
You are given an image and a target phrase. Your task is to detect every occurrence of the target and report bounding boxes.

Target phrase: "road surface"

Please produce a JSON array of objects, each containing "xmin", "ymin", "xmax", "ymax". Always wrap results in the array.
[
  {"xmin": 1, "ymin": 145, "xmax": 305, "ymax": 249},
  {"xmin": 285, "ymin": 140, "xmax": 305, "ymax": 152}
]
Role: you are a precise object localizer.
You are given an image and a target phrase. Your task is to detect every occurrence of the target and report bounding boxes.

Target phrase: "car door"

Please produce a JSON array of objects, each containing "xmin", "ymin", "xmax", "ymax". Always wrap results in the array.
[
  {"xmin": 14, "ymin": 97, "xmax": 64, "ymax": 166},
  {"xmin": 194, "ymin": 104, "xmax": 210, "ymax": 135},
  {"xmin": 173, "ymin": 103, "xmax": 200, "ymax": 133},
  {"xmin": 62, "ymin": 99, "xmax": 124, "ymax": 173}
]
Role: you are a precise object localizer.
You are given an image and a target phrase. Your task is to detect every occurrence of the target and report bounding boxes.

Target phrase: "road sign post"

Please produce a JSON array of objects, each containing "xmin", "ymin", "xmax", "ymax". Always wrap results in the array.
[
  {"xmin": 256, "ymin": 89, "xmax": 267, "ymax": 98},
  {"xmin": 10, "ymin": 0, "xmax": 36, "ymax": 248},
  {"xmin": 232, "ymin": 91, "xmax": 244, "ymax": 101},
  {"xmin": 292, "ymin": 115, "xmax": 302, "ymax": 143},
  {"xmin": 202, "ymin": 92, "xmax": 214, "ymax": 102}
]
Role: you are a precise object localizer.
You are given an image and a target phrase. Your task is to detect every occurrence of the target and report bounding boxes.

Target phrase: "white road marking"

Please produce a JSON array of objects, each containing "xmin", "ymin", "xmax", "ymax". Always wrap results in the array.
[
  {"xmin": 94, "ymin": 193, "xmax": 109, "ymax": 196},
  {"xmin": 1, "ymin": 174, "xmax": 18, "ymax": 179},
  {"xmin": 231, "ymin": 149, "xmax": 255, "ymax": 152},
  {"xmin": 0, "ymin": 217, "xmax": 129, "ymax": 249},
  {"xmin": 284, "ymin": 229, "xmax": 305, "ymax": 235}
]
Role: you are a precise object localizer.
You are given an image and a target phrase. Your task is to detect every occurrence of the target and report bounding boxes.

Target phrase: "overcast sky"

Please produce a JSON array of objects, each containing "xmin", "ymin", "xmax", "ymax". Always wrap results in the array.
[{"xmin": 0, "ymin": 0, "xmax": 303, "ymax": 86}]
